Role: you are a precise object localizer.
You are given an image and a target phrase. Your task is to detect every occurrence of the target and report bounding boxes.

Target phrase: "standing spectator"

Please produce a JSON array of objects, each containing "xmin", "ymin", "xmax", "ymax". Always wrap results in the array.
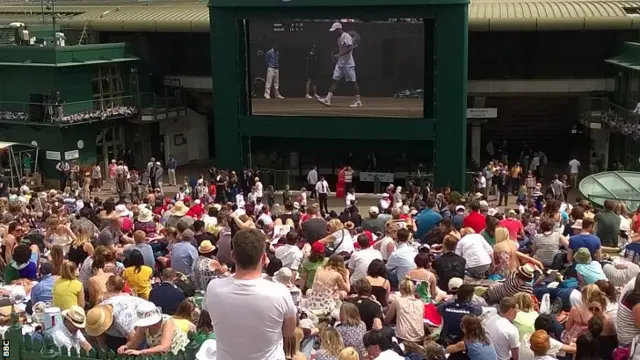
[
  {"xmin": 595, "ymin": 200, "xmax": 621, "ymax": 248},
  {"xmin": 344, "ymin": 165, "xmax": 354, "ymax": 191},
  {"xmin": 108, "ymin": 159, "xmax": 118, "ymax": 193},
  {"xmin": 305, "ymin": 45, "xmax": 319, "ymax": 99},
  {"xmin": 56, "ymin": 160, "xmax": 70, "ymax": 191},
  {"xmin": 316, "ymin": 176, "xmax": 330, "ymax": 215},
  {"xmin": 204, "ymin": 228, "xmax": 296, "ymax": 360},
  {"xmin": 153, "ymin": 162, "xmax": 164, "ymax": 195},
  {"xmin": 569, "ymin": 157, "xmax": 581, "ymax": 189},
  {"xmin": 307, "ymin": 166, "xmax": 318, "ymax": 199},
  {"xmin": 486, "ymin": 297, "xmax": 521, "ymax": 360},
  {"xmin": 149, "ymin": 268, "xmax": 186, "ymax": 315},
  {"xmin": 167, "ymin": 155, "xmax": 177, "ymax": 186},
  {"xmin": 91, "ymin": 162, "xmax": 102, "ymax": 192}
]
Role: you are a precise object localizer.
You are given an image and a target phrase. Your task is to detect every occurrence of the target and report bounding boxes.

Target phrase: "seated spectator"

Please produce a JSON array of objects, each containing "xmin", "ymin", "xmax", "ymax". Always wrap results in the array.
[
  {"xmin": 384, "ymin": 279, "xmax": 424, "ymax": 343},
  {"xmin": 149, "ymin": 268, "xmax": 185, "ymax": 315},
  {"xmin": 191, "ymin": 240, "xmax": 227, "ymax": 292},
  {"xmin": 30, "ymin": 262, "xmax": 55, "ymax": 305},
  {"xmin": 485, "ymin": 297, "xmax": 520, "ymax": 360},
  {"xmin": 349, "ymin": 278, "xmax": 384, "ymax": 331},
  {"xmin": 365, "ymin": 259, "xmax": 391, "ymax": 308},
  {"xmin": 456, "ymin": 228, "xmax": 493, "ymax": 279},
  {"xmin": 433, "ymin": 235, "xmax": 466, "ymax": 291},
  {"xmin": 274, "ymin": 267, "xmax": 302, "ymax": 307},
  {"xmin": 446, "ymin": 315, "xmax": 498, "ymax": 360},
  {"xmin": 133, "ymin": 208, "xmax": 157, "ymax": 238},
  {"xmin": 300, "ymin": 242, "xmax": 326, "ymax": 293},
  {"xmin": 386, "ymin": 228, "xmax": 418, "ymax": 286},
  {"xmin": 52, "ymin": 261, "xmax": 84, "ymax": 310},
  {"xmin": 275, "ymin": 231, "xmax": 304, "ymax": 274},
  {"xmin": 122, "ymin": 250, "xmax": 153, "ymax": 299},
  {"xmin": 123, "ymin": 230, "xmax": 155, "ymax": 268},
  {"xmin": 438, "ymin": 284, "xmax": 482, "ymax": 345},
  {"xmin": 170, "ymin": 229, "xmax": 198, "ymax": 276},
  {"xmin": 47, "ymin": 305, "xmax": 92, "ymax": 353},
  {"xmin": 4, "ymin": 244, "xmax": 39, "ymax": 283},
  {"xmin": 574, "ymin": 247, "xmax": 607, "ymax": 285},
  {"xmin": 172, "ymin": 299, "xmax": 197, "ymax": 334},
  {"xmin": 195, "ymin": 310, "xmax": 216, "ymax": 346},
  {"xmin": 336, "ymin": 303, "xmax": 367, "ymax": 358},
  {"xmin": 512, "ymin": 292, "xmax": 539, "ymax": 340},
  {"xmin": 363, "ymin": 329, "xmax": 405, "ymax": 360},
  {"xmin": 485, "ymin": 264, "xmax": 534, "ymax": 304},
  {"xmin": 193, "ymin": 220, "xmax": 216, "ymax": 248}
]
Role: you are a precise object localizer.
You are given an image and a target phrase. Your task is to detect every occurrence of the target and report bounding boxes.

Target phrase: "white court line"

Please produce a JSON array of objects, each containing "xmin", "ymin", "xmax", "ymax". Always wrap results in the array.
[{"xmin": 254, "ymin": 106, "xmax": 421, "ymax": 111}]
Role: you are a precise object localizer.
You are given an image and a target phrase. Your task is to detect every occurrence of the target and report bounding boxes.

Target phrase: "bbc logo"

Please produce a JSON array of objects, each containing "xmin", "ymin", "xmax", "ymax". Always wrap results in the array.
[{"xmin": 2, "ymin": 340, "xmax": 9, "ymax": 358}]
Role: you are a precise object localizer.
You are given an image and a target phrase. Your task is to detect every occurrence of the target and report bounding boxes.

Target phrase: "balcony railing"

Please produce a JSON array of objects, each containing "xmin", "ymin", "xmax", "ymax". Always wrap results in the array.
[{"xmin": 0, "ymin": 91, "xmax": 186, "ymax": 126}]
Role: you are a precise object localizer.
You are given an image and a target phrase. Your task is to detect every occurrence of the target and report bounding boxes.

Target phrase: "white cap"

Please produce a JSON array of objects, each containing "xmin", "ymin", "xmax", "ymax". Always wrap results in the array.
[
  {"xmin": 329, "ymin": 22, "xmax": 342, "ymax": 31},
  {"xmin": 487, "ymin": 208, "xmax": 498, "ymax": 216},
  {"xmin": 369, "ymin": 206, "xmax": 380, "ymax": 215},
  {"xmin": 455, "ymin": 205, "xmax": 465, "ymax": 213}
]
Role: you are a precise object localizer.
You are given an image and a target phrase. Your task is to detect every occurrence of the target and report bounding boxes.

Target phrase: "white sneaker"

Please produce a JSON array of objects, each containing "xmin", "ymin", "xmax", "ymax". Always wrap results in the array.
[
  {"xmin": 276, "ymin": 95, "xmax": 285, "ymax": 99},
  {"xmin": 305, "ymin": 94, "xmax": 313, "ymax": 99},
  {"xmin": 264, "ymin": 94, "xmax": 271, "ymax": 99},
  {"xmin": 350, "ymin": 100, "xmax": 363, "ymax": 108},
  {"xmin": 317, "ymin": 97, "xmax": 331, "ymax": 106}
]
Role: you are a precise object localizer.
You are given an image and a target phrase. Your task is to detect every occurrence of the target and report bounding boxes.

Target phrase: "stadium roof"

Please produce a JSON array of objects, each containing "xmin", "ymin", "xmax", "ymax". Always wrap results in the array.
[
  {"xmin": 1, "ymin": 1, "xmax": 640, "ymax": 31},
  {"xmin": 579, "ymin": 171, "xmax": 640, "ymax": 210}
]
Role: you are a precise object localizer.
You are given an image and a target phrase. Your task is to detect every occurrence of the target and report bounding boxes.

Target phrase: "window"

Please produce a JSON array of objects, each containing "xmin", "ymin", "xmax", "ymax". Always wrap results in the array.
[{"xmin": 92, "ymin": 65, "xmax": 125, "ymax": 111}]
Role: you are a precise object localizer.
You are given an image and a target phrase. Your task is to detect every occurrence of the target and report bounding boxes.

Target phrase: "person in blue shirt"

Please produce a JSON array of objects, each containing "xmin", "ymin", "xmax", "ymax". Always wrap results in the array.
[
  {"xmin": 27, "ymin": 262, "xmax": 56, "ymax": 312},
  {"xmin": 568, "ymin": 217, "xmax": 602, "ymax": 263},
  {"xmin": 263, "ymin": 44, "xmax": 284, "ymax": 99},
  {"xmin": 415, "ymin": 197, "xmax": 443, "ymax": 241},
  {"xmin": 438, "ymin": 284, "xmax": 483, "ymax": 345}
]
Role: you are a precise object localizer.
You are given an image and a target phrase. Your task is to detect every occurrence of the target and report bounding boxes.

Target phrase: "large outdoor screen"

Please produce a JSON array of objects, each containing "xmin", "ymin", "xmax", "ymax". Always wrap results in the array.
[{"xmin": 247, "ymin": 19, "xmax": 429, "ymax": 118}]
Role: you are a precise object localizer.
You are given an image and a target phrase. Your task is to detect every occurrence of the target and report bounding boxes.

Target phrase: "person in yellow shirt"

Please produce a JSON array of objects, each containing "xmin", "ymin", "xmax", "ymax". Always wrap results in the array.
[
  {"xmin": 510, "ymin": 162, "xmax": 522, "ymax": 195},
  {"xmin": 52, "ymin": 260, "xmax": 84, "ymax": 310},
  {"xmin": 172, "ymin": 299, "xmax": 197, "ymax": 334},
  {"xmin": 122, "ymin": 250, "xmax": 153, "ymax": 299}
]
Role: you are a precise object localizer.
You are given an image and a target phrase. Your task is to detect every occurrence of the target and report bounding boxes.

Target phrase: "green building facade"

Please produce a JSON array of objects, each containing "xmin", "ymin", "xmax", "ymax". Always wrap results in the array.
[
  {"xmin": 209, "ymin": 0, "xmax": 469, "ymax": 190},
  {"xmin": 0, "ymin": 38, "xmax": 186, "ymax": 187}
]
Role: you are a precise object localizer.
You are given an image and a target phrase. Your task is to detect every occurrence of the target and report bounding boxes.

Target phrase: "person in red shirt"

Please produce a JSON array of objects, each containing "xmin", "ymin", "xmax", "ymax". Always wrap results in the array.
[
  {"xmin": 462, "ymin": 200, "xmax": 486, "ymax": 234},
  {"xmin": 498, "ymin": 210, "xmax": 524, "ymax": 241},
  {"xmin": 186, "ymin": 199, "xmax": 205, "ymax": 220}
]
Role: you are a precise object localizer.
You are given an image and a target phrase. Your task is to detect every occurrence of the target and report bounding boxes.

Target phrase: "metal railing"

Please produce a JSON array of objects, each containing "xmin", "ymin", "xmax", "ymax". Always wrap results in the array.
[{"xmin": 0, "ymin": 90, "xmax": 186, "ymax": 126}]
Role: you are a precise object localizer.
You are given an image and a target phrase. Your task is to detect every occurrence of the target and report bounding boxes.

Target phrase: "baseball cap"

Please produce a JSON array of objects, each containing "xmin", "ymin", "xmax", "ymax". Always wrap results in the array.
[
  {"xmin": 311, "ymin": 242, "xmax": 325, "ymax": 254},
  {"xmin": 571, "ymin": 219, "xmax": 583, "ymax": 229},
  {"xmin": 448, "ymin": 277, "xmax": 463, "ymax": 292},
  {"xmin": 455, "ymin": 205, "xmax": 465, "ymax": 213},
  {"xmin": 369, "ymin": 206, "xmax": 379, "ymax": 215},
  {"xmin": 329, "ymin": 22, "xmax": 342, "ymax": 31}
]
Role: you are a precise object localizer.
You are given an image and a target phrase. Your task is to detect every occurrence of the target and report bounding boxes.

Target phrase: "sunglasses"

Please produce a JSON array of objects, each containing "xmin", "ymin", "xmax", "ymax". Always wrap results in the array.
[{"xmin": 588, "ymin": 307, "xmax": 602, "ymax": 313}]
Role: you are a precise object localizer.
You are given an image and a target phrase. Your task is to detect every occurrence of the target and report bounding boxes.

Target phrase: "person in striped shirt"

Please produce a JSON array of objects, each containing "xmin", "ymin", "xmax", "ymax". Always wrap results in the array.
[{"xmin": 485, "ymin": 264, "xmax": 535, "ymax": 304}]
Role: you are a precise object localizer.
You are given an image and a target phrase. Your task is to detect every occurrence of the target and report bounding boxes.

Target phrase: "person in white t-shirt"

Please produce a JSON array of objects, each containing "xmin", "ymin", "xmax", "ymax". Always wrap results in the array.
[
  {"xmin": 519, "ymin": 314, "xmax": 576, "ymax": 360},
  {"xmin": 568, "ymin": 158, "xmax": 581, "ymax": 189},
  {"xmin": 345, "ymin": 188, "xmax": 356, "ymax": 208},
  {"xmin": 486, "ymin": 297, "xmax": 521, "ymax": 360},
  {"xmin": 317, "ymin": 22, "xmax": 362, "ymax": 108},
  {"xmin": 275, "ymin": 231, "xmax": 304, "ymax": 276},
  {"xmin": 348, "ymin": 234, "xmax": 382, "ymax": 285},
  {"xmin": 204, "ymin": 228, "xmax": 297, "ymax": 360},
  {"xmin": 254, "ymin": 177, "xmax": 264, "ymax": 201}
]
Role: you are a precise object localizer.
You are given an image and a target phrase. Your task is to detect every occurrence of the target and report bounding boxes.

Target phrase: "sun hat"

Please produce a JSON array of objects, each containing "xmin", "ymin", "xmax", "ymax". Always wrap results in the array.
[
  {"xmin": 345, "ymin": 221, "xmax": 355, "ymax": 230},
  {"xmin": 311, "ymin": 242, "xmax": 325, "ymax": 255},
  {"xmin": 170, "ymin": 201, "xmax": 189, "ymax": 217},
  {"xmin": 474, "ymin": 192, "xmax": 483, "ymax": 199},
  {"xmin": 85, "ymin": 305, "xmax": 114, "ymax": 337},
  {"xmin": 62, "ymin": 305, "xmax": 87, "ymax": 329},
  {"xmin": 115, "ymin": 204, "xmax": 131, "ymax": 218},
  {"xmin": 133, "ymin": 302, "xmax": 163, "ymax": 328},
  {"xmin": 275, "ymin": 267, "xmax": 294, "ymax": 287},
  {"xmin": 574, "ymin": 247, "xmax": 592, "ymax": 264},
  {"xmin": 448, "ymin": 277, "xmax": 463, "ymax": 292},
  {"xmin": 198, "ymin": 240, "xmax": 216, "ymax": 254},
  {"xmin": 196, "ymin": 339, "xmax": 218, "ymax": 360},
  {"xmin": 369, "ymin": 206, "xmax": 379, "ymax": 215},
  {"xmin": 571, "ymin": 219, "xmax": 583, "ymax": 230},
  {"xmin": 137, "ymin": 208, "xmax": 153, "ymax": 223},
  {"xmin": 517, "ymin": 264, "xmax": 535, "ymax": 282}
]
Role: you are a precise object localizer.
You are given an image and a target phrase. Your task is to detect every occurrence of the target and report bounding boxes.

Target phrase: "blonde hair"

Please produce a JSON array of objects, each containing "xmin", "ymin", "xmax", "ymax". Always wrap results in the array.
[
  {"xmin": 513, "ymin": 292, "xmax": 534, "ymax": 312},
  {"xmin": 495, "ymin": 227, "xmax": 510, "ymax": 244},
  {"xmin": 284, "ymin": 327, "xmax": 304, "ymax": 359},
  {"xmin": 328, "ymin": 219, "xmax": 345, "ymax": 233},
  {"xmin": 460, "ymin": 227, "xmax": 475, "ymax": 236},
  {"xmin": 51, "ymin": 245, "xmax": 64, "ymax": 276},
  {"xmin": 338, "ymin": 347, "xmax": 360, "ymax": 360},
  {"xmin": 319, "ymin": 328, "xmax": 344, "ymax": 357},
  {"xmin": 582, "ymin": 284, "xmax": 600, "ymax": 304},
  {"xmin": 399, "ymin": 279, "xmax": 415, "ymax": 297},
  {"xmin": 60, "ymin": 260, "xmax": 78, "ymax": 280},
  {"xmin": 339, "ymin": 302, "xmax": 362, "ymax": 326}
]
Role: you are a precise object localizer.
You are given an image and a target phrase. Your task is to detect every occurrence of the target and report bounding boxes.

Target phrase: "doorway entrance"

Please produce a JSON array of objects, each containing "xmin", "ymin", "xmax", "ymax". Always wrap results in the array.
[{"xmin": 96, "ymin": 125, "xmax": 125, "ymax": 175}]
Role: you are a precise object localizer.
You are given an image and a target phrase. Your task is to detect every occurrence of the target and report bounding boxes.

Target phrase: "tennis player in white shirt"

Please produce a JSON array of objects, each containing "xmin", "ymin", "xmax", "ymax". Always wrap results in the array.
[{"xmin": 317, "ymin": 22, "xmax": 362, "ymax": 108}]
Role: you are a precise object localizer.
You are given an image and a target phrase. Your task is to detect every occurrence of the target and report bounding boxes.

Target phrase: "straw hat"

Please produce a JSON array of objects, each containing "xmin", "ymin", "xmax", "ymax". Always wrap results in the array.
[
  {"xmin": 344, "ymin": 221, "xmax": 355, "ymax": 230},
  {"xmin": 198, "ymin": 240, "xmax": 216, "ymax": 254},
  {"xmin": 85, "ymin": 305, "xmax": 114, "ymax": 337},
  {"xmin": 133, "ymin": 302, "xmax": 163, "ymax": 328},
  {"xmin": 137, "ymin": 208, "xmax": 154, "ymax": 223},
  {"xmin": 517, "ymin": 264, "xmax": 535, "ymax": 282},
  {"xmin": 62, "ymin": 305, "xmax": 87, "ymax": 329},
  {"xmin": 170, "ymin": 201, "xmax": 189, "ymax": 217}
]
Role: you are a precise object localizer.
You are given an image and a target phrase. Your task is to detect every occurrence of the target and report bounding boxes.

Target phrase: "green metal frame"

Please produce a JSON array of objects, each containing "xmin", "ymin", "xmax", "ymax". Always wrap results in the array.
[{"xmin": 209, "ymin": 0, "xmax": 469, "ymax": 190}]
